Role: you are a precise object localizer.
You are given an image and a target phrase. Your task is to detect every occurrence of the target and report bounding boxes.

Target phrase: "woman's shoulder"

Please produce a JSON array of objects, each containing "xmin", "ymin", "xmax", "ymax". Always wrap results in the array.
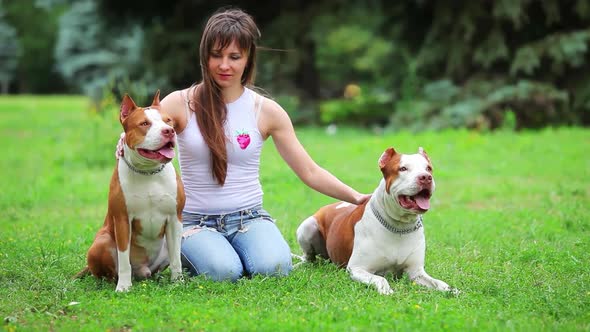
[
  {"xmin": 161, "ymin": 87, "xmax": 194, "ymax": 131},
  {"xmin": 162, "ymin": 88, "xmax": 191, "ymax": 106},
  {"xmin": 253, "ymin": 90, "xmax": 292, "ymax": 138},
  {"xmin": 249, "ymin": 88, "xmax": 282, "ymax": 114}
]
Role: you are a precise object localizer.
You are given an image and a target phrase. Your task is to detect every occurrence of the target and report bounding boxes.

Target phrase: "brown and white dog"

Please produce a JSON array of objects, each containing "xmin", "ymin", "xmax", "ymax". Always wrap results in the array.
[
  {"xmin": 77, "ymin": 91, "xmax": 185, "ymax": 292},
  {"xmin": 296, "ymin": 147, "xmax": 452, "ymax": 295}
]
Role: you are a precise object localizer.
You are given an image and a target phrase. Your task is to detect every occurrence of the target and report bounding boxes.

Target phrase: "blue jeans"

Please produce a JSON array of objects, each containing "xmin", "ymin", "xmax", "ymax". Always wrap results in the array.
[{"xmin": 180, "ymin": 206, "xmax": 292, "ymax": 282}]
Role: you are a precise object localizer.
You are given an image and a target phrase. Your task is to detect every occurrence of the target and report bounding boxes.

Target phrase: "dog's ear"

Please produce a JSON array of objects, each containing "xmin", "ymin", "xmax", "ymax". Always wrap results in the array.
[
  {"xmin": 120, "ymin": 94, "xmax": 138, "ymax": 121},
  {"xmin": 378, "ymin": 148, "xmax": 396, "ymax": 169},
  {"xmin": 379, "ymin": 147, "xmax": 400, "ymax": 194},
  {"xmin": 151, "ymin": 90, "xmax": 161, "ymax": 107},
  {"xmin": 418, "ymin": 146, "xmax": 432, "ymax": 164}
]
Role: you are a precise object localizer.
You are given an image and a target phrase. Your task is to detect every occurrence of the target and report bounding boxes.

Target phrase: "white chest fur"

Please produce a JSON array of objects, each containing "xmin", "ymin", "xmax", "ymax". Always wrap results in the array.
[
  {"xmin": 117, "ymin": 159, "xmax": 178, "ymax": 241},
  {"xmin": 351, "ymin": 214, "xmax": 426, "ymax": 274}
]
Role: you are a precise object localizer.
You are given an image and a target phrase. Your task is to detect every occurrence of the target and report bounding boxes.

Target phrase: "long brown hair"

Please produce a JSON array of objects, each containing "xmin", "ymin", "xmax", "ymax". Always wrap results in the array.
[{"xmin": 190, "ymin": 8, "xmax": 261, "ymax": 185}]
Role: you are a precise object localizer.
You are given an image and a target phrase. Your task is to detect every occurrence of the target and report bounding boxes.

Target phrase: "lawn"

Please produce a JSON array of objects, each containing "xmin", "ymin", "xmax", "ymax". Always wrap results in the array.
[{"xmin": 0, "ymin": 95, "xmax": 588, "ymax": 331}]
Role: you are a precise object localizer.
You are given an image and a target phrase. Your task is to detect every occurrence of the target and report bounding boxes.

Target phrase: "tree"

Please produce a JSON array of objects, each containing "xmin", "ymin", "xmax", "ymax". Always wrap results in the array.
[
  {"xmin": 4, "ymin": 0, "xmax": 67, "ymax": 93},
  {"xmin": 54, "ymin": 0, "xmax": 164, "ymax": 105}
]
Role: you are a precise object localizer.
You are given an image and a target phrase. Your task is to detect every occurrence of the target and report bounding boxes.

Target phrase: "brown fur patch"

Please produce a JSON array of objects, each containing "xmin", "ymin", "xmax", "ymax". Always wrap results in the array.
[
  {"xmin": 379, "ymin": 148, "xmax": 401, "ymax": 194},
  {"xmin": 315, "ymin": 200, "xmax": 370, "ymax": 267},
  {"xmin": 176, "ymin": 172, "xmax": 186, "ymax": 223},
  {"xmin": 123, "ymin": 110, "xmax": 151, "ymax": 149},
  {"xmin": 107, "ymin": 168, "xmax": 130, "ymax": 252}
]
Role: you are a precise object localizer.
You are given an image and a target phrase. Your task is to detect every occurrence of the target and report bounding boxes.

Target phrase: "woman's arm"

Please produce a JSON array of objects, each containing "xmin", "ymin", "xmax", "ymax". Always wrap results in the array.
[{"xmin": 259, "ymin": 98, "xmax": 370, "ymax": 205}]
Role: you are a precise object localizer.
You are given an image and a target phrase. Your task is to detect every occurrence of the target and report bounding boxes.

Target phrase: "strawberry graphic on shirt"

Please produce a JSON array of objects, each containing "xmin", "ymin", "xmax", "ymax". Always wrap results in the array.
[{"xmin": 236, "ymin": 129, "xmax": 251, "ymax": 149}]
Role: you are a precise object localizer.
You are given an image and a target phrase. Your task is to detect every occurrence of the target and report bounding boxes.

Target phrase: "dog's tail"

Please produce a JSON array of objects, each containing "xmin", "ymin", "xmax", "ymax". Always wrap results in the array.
[{"xmin": 73, "ymin": 266, "xmax": 91, "ymax": 279}]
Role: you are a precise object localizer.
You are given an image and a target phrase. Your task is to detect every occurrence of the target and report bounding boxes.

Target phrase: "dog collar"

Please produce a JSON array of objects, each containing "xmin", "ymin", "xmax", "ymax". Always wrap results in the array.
[
  {"xmin": 121, "ymin": 155, "xmax": 166, "ymax": 175},
  {"xmin": 370, "ymin": 201, "xmax": 423, "ymax": 234}
]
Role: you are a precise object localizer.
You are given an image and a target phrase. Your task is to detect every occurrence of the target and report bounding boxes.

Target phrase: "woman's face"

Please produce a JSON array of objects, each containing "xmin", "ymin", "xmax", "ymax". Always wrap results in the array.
[{"xmin": 208, "ymin": 40, "xmax": 248, "ymax": 90}]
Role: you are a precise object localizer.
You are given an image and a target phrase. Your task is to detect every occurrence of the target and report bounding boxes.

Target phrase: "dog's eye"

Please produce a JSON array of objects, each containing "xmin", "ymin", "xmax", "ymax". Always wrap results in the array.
[
  {"xmin": 399, "ymin": 166, "xmax": 408, "ymax": 172},
  {"xmin": 426, "ymin": 166, "xmax": 432, "ymax": 172},
  {"xmin": 140, "ymin": 121, "xmax": 149, "ymax": 126}
]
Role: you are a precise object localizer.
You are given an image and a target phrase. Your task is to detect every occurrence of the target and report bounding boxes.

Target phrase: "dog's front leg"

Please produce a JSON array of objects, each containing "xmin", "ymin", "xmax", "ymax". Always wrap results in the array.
[
  {"xmin": 347, "ymin": 265, "xmax": 393, "ymax": 295},
  {"xmin": 166, "ymin": 217, "xmax": 183, "ymax": 282},
  {"xmin": 113, "ymin": 215, "xmax": 133, "ymax": 292},
  {"xmin": 408, "ymin": 268, "xmax": 450, "ymax": 291}
]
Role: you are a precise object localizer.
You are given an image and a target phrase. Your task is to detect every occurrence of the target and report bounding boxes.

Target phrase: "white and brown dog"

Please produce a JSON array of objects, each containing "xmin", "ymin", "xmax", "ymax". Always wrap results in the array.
[
  {"xmin": 296, "ymin": 147, "xmax": 452, "ymax": 295},
  {"xmin": 77, "ymin": 91, "xmax": 185, "ymax": 292}
]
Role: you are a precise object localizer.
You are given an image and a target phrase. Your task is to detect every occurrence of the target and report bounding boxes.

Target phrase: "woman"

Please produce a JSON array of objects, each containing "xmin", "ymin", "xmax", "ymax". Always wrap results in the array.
[{"xmin": 159, "ymin": 8, "xmax": 369, "ymax": 281}]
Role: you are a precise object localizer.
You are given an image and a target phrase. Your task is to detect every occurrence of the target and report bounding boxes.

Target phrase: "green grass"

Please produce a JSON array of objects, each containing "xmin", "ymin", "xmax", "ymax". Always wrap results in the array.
[{"xmin": 0, "ymin": 95, "xmax": 589, "ymax": 331}]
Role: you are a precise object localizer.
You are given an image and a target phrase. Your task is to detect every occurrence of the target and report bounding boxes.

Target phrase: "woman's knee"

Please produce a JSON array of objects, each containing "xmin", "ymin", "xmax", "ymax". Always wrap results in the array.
[
  {"xmin": 248, "ymin": 253, "xmax": 292, "ymax": 277},
  {"xmin": 232, "ymin": 222, "xmax": 293, "ymax": 277},
  {"xmin": 182, "ymin": 253, "xmax": 243, "ymax": 282},
  {"xmin": 181, "ymin": 228, "xmax": 244, "ymax": 282}
]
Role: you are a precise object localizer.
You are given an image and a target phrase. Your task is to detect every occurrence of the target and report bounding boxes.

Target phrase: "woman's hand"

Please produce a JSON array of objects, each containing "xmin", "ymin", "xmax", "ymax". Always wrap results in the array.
[{"xmin": 354, "ymin": 193, "xmax": 372, "ymax": 205}]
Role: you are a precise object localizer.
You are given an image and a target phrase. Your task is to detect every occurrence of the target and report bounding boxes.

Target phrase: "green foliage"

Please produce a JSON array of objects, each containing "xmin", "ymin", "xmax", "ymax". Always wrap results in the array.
[
  {"xmin": 274, "ymin": 93, "xmax": 313, "ymax": 124},
  {"xmin": 414, "ymin": 1, "xmax": 590, "ymax": 130},
  {"xmin": 4, "ymin": 0, "xmax": 66, "ymax": 93},
  {"xmin": 473, "ymin": 27, "xmax": 509, "ymax": 69},
  {"xmin": 319, "ymin": 84, "xmax": 393, "ymax": 125},
  {"xmin": 304, "ymin": 0, "xmax": 590, "ymax": 130},
  {"xmin": 0, "ymin": 0, "xmax": 20, "ymax": 93},
  {"xmin": 313, "ymin": 23, "xmax": 393, "ymax": 85},
  {"xmin": 511, "ymin": 30, "xmax": 590, "ymax": 76},
  {"xmin": 1, "ymin": 96, "xmax": 590, "ymax": 331},
  {"xmin": 309, "ymin": 4, "xmax": 404, "ymax": 92},
  {"xmin": 54, "ymin": 0, "xmax": 165, "ymax": 106},
  {"xmin": 390, "ymin": 78, "xmax": 571, "ymax": 132},
  {"xmin": 500, "ymin": 109, "xmax": 517, "ymax": 131},
  {"xmin": 5, "ymin": 0, "xmax": 590, "ymax": 130},
  {"xmin": 570, "ymin": 75, "xmax": 590, "ymax": 122}
]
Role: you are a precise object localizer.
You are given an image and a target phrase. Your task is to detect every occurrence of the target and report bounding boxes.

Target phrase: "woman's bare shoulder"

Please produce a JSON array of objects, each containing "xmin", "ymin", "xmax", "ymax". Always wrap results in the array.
[
  {"xmin": 256, "ymin": 92, "xmax": 292, "ymax": 138},
  {"xmin": 162, "ymin": 88, "xmax": 192, "ymax": 132}
]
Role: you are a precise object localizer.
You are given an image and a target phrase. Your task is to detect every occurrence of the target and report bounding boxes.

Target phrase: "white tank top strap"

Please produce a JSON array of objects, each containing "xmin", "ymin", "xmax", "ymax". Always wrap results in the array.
[
  {"xmin": 182, "ymin": 89, "xmax": 191, "ymax": 121},
  {"xmin": 253, "ymin": 92, "xmax": 264, "ymax": 122}
]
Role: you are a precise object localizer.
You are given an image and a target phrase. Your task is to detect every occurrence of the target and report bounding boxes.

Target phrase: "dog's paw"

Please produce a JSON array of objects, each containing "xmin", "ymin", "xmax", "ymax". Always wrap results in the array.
[
  {"xmin": 171, "ymin": 270, "xmax": 184, "ymax": 283},
  {"xmin": 115, "ymin": 281, "xmax": 132, "ymax": 292},
  {"xmin": 291, "ymin": 253, "xmax": 310, "ymax": 269},
  {"xmin": 374, "ymin": 277, "xmax": 394, "ymax": 295},
  {"xmin": 432, "ymin": 279, "xmax": 451, "ymax": 292},
  {"xmin": 377, "ymin": 286, "xmax": 394, "ymax": 295}
]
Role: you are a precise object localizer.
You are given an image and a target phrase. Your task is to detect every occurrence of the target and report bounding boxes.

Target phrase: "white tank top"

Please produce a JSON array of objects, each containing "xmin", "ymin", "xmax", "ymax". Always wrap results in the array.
[{"xmin": 178, "ymin": 87, "xmax": 264, "ymax": 214}]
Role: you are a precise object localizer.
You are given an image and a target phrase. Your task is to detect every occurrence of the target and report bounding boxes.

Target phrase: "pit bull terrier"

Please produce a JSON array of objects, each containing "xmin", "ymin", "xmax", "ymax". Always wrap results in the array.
[
  {"xmin": 77, "ymin": 91, "xmax": 185, "ymax": 292},
  {"xmin": 296, "ymin": 147, "xmax": 452, "ymax": 295}
]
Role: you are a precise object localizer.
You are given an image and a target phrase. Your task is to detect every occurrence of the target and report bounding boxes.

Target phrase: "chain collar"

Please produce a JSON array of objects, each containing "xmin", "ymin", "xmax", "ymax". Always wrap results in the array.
[
  {"xmin": 370, "ymin": 200, "xmax": 423, "ymax": 235},
  {"xmin": 121, "ymin": 155, "xmax": 166, "ymax": 176}
]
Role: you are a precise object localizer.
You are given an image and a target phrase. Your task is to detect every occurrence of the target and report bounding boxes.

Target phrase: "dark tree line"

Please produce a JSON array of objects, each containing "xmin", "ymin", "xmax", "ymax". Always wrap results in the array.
[{"xmin": 3, "ymin": 0, "xmax": 590, "ymax": 130}]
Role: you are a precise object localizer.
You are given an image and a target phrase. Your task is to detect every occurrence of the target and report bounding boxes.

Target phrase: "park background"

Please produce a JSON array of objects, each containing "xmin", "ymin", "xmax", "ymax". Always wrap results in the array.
[
  {"xmin": 2, "ymin": 0, "xmax": 590, "ymax": 130},
  {"xmin": 0, "ymin": 0, "xmax": 589, "ymax": 331}
]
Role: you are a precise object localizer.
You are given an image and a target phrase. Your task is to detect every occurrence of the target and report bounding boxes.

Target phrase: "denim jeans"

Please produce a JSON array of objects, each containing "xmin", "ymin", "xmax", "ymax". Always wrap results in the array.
[{"xmin": 180, "ymin": 206, "xmax": 292, "ymax": 282}]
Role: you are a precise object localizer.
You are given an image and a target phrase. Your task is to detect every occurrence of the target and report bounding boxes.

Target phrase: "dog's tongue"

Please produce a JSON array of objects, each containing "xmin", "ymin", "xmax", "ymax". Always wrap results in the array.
[
  {"xmin": 157, "ymin": 146, "xmax": 175, "ymax": 159},
  {"xmin": 415, "ymin": 195, "xmax": 430, "ymax": 210}
]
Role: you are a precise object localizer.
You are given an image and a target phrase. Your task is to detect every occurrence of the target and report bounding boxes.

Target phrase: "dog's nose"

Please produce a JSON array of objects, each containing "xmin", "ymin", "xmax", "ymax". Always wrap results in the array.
[
  {"xmin": 162, "ymin": 127, "xmax": 175, "ymax": 137},
  {"xmin": 418, "ymin": 174, "xmax": 432, "ymax": 185}
]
